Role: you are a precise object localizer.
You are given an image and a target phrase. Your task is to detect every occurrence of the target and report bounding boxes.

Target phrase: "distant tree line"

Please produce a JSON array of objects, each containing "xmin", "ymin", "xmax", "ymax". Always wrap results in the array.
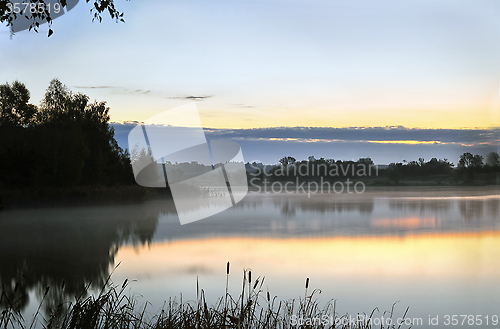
[
  {"xmin": 248, "ymin": 152, "xmax": 500, "ymax": 185},
  {"xmin": 386, "ymin": 157, "xmax": 453, "ymax": 183},
  {"xmin": 387, "ymin": 152, "xmax": 500, "ymax": 183},
  {"xmin": 248, "ymin": 156, "xmax": 377, "ymax": 182},
  {"xmin": 2, "ymin": 79, "xmax": 499, "ymax": 191},
  {"xmin": 0, "ymin": 79, "xmax": 133, "ymax": 189}
]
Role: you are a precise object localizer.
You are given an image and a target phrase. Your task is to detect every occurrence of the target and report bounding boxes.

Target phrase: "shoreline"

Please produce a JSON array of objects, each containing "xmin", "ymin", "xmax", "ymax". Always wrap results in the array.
[
  {"xmin": 0, "ymin": 185, "xmax": 170, "ymax": 210},
  {"xmin": 1, "ymin": 185, "xmax": 498, "ymax": 211}
]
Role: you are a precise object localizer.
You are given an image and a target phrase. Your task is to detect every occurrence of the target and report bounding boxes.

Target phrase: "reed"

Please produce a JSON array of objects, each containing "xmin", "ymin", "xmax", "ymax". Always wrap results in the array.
[{"xmin": 0, "ymin": 263, "xmax": 412, "ymax": 329}]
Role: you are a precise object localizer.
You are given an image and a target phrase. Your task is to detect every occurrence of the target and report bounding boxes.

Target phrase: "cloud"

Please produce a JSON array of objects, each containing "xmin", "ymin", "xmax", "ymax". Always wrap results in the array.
[
  {"xmin": 75, "ymin": 86, "xmax": 151, "ymax": 95},
  {"xmin": 133, "ymin": 89, "xmax": 151, "ymax": 94},
  {"xmin": 112, "ymin": 123, "xmax": 498, "ymax": 148},
  {"xmin": 203, "ymin": 126, "xmax": 498, "ymax": 146},
  {"xmin": 111, "ymin": 123, "xmax": 499, "ymax": 165},
  {"xmin": 233, "ymin": 103, "xmax": 255, "ymax": 109},
  {"xmin": 168, "ymin": 95, "xmax": 213, "ymax": 101},
  {"xmin": 74, "ymin": 87, "xmax": 212, "ymax": 99},
  {"xmin": 74, "ymin": 86, "xmax": 115, "ymax": 89}
]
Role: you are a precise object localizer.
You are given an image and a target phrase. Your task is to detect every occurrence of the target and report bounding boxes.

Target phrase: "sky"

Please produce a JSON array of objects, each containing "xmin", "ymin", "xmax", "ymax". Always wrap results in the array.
[
  {"xmin": 111, "ymin": 123, "xmax": 498, "ymax": 164},
  {"xmin": 1, "ymin": 0, "xmax": 499, "ymax": 163}
]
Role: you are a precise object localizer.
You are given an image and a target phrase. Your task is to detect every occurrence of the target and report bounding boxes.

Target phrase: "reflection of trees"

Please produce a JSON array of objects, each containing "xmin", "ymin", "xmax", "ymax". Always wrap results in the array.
[
  {"xmin": 279, "ymin": 200, "xmax": 297, "ymax": 217},
  {"xmin": 389, "ymin": 199, "xmax": 451, "ymax": 213},
  {"xmin": 387, "ymin": 197, "xmax": 500, "ymax": 222},
  {"xmin": 233, "ymin": 196, "xmax": 375, "ymax": 217},
  {"xmin": 0, "ymin": 202, "xmax": 172, "ymax": 314},
  {"xmin": 486, "ymin": 199, "xmax": 499, "ymax": 218},
  {"xmin": 459, "ymin": 200, "xmax": 484, "ymax": 221},
  {"xmin": 270, "ymin": 198, "xmax": 374, "ymax": 216},
  {"xmin": 458, "ymin": 198, "xmax": 500, "ymax": 221}
]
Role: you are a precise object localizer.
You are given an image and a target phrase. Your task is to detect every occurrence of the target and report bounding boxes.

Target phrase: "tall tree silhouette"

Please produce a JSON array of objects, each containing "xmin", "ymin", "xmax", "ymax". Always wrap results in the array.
[
  {"xmin": 0, "ymin": 79, "xmax": 133, "ymax": 188},
  {"xmin": 486, "ymin": 152, "xmax": 500, "ymax": 167},
  {"xmin": 0, "ymin": 81, "xmax": 37, "ymax": 126}
]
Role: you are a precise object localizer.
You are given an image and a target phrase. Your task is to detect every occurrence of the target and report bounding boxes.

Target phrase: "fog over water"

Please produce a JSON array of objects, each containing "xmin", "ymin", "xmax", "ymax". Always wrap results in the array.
[{"xmin": 1, "ymin": 187, "xmax": 499, "ymax": 328}]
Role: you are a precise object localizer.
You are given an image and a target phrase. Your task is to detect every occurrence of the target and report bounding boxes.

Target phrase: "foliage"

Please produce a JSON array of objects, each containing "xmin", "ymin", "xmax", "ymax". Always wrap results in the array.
[
  {"xmin": 486, "ymin": 152, "xmax": 500, "ymax": 167},
  {"xmin": 278, "ymin": 156, "xmax": 296, "ymax": 166},
  {"xmin": 0, "ymin": 81, "xmax": 37, "ymax": 126},
  {"xmin": 0, "ymin": 0, "xmax": 128, "ymax": 36},
  {"xmin": 251, "ymin": 153, "xmax": 500, "ymax": 186},
  {"xmin": 252, "ymin": 157, "xmax": 377, "ymax": 183},
  {"xmin": 130, "ymin": 145, "xmax": 163, "ymax": 187},
  {"xmin": 458, "ymin": 153, "xmax": 483, "ymax": 169},
  {"xmin": 387, "ymin": 158, "xmax": 454, "ymax": 183},
  {"xmin": 0, "ymin": 78, "xmax": 133, "ymax": 188}
]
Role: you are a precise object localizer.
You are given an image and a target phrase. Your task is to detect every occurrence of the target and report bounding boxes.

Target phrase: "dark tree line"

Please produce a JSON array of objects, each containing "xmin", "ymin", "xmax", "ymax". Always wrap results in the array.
[
  {"xmin": 382, "ymin": 153, "xmax": 499, "ymax": 183},
  {"xmin": 249, "ymin": 152, "xmax": 500, "ymax": 184},
  {"xmin": 0, "ymin": 79, "xmax": 133, "ymax": 188},
  {"xmin": 386, "ymin": 158, "xmax": 454, "ymax": 183},
  {"xmin": 248, "ymin": 156, "xmax": 377, "ymax": 182}
]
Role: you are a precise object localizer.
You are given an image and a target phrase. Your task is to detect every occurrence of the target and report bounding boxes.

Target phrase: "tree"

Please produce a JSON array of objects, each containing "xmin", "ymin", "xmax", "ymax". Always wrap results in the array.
[
  {"xmin": 0, "ymin": 81, "xmax": 37, "ymax": 126},
  {"xmin": 0, "ymin": 78, "xmax": 133, "ymax": 188},
  {"xmin": 472, "ymin": 154, "xmax": 484, "ymax": 168},
  {"xmin": 0, "ymin": 0, "xmax": 127, "ymax": 37},
  {"xmin": 357, "ymin": 157, "xmax": 374, "ymax": 166},
  {"xmin": 130, "ymin": 145, "xmax": 162, "ymax": 187},
  {"xmin": 388, "ymin": 162, "xmax": 403, "ymax": 183},
  {"xmin": 458, "ymin": 153, "xmax": 484, "ymax": 169},
  {"xmin": 458, "ymin": 152, "xmax": 484, "ymax": 181},
  {"xmin": 486, "ymin": 152, "xmax": 500, "ymax": 167},
  {"xmin": 37, "ymin": 78, "xmax": 75, "ymax": 123},
  {"xmin": 278, "ymin": 156, "xmax": 296, "ymax": 167},
  {"xmin": 458, "ymin": 153, "xmax": 475, "ymax": 169}
]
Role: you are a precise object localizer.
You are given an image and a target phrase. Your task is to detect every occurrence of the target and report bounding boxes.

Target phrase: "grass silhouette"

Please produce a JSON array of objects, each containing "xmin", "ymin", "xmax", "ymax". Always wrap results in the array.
[{"xmin": 1, "ymin": 263, "xmax": 411, "ymax": 329}]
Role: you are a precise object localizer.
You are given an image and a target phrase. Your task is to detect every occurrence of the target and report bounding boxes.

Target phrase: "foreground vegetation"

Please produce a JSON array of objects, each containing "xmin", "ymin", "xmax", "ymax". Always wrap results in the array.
[{"xmin": 1, "ymin": 263, "xmax": 411, "ymax": 329}]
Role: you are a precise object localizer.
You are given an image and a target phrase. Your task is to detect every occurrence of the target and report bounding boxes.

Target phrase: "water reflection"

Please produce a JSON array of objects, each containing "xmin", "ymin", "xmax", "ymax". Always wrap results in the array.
[
  {"xmin": 388, "ymin": 198, "xmax": 451, "ymax": 212},
  {"xmin": 109, "ymin": 230, "xmax": 500, "ymax": 329},
  {"xmin": 152, "ymin": 191, "xmax": 500, "ymax": 242},
  {"xmin": 1, "ymin": 189, "xmax": 499, "ymax": 318},
  {"xmin": 0, "ymin": 201, "xmax": 174, "ymax": 313},
  {"xmin": 266, "ymin": 196, "xmax": 375, "ymax": 216},
  {"xmin": 487, "ymin": 198, "xmax": 500, "ymax": 217}
]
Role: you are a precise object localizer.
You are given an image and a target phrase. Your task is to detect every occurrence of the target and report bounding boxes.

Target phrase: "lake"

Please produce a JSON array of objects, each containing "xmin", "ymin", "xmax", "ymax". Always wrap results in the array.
[{"xmin": 1, "ymin": 187, "xmax": 499, "ymax": 328}]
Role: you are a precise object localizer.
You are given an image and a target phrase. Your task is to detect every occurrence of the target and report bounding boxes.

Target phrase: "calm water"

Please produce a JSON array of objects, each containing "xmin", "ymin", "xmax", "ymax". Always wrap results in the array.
[{"xmin": 1, "ymin": 187, "xmax": 499, "ymax": 328}]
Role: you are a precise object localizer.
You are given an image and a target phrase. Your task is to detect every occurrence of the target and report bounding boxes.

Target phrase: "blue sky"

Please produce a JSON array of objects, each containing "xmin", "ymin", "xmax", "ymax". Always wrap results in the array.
[{"xmin": 1, "ymin": 0, "xmax": 499, "ymax": 162}]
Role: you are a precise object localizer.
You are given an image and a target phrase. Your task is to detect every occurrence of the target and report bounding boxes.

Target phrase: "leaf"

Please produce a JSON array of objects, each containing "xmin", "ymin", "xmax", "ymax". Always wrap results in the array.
[{"xmin": 48, "ymin": 28, "xmax": 53, "ymax": 37}]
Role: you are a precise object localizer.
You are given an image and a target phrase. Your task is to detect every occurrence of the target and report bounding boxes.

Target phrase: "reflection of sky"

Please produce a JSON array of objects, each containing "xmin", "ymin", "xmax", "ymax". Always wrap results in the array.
[
  {"xmin": 113, "ymin": 231, "xmax": 500, "ymax": 328},
  {"xmin": 1, "ymin": 190, "xmax": 499, "ymax": 327},
  {"xmin": 150, "ymin": 190, "xmax": 500, "ymax": 242},
  {"xmin": 110, "ymin": 191, "xmax": 500, "ymax": 327}
]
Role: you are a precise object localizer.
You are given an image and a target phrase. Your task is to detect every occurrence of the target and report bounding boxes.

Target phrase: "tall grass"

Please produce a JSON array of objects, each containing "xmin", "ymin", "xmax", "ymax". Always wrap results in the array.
[{"xmin": 1, "ymin": 263, "xmax": 412, "ymax": 329}]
